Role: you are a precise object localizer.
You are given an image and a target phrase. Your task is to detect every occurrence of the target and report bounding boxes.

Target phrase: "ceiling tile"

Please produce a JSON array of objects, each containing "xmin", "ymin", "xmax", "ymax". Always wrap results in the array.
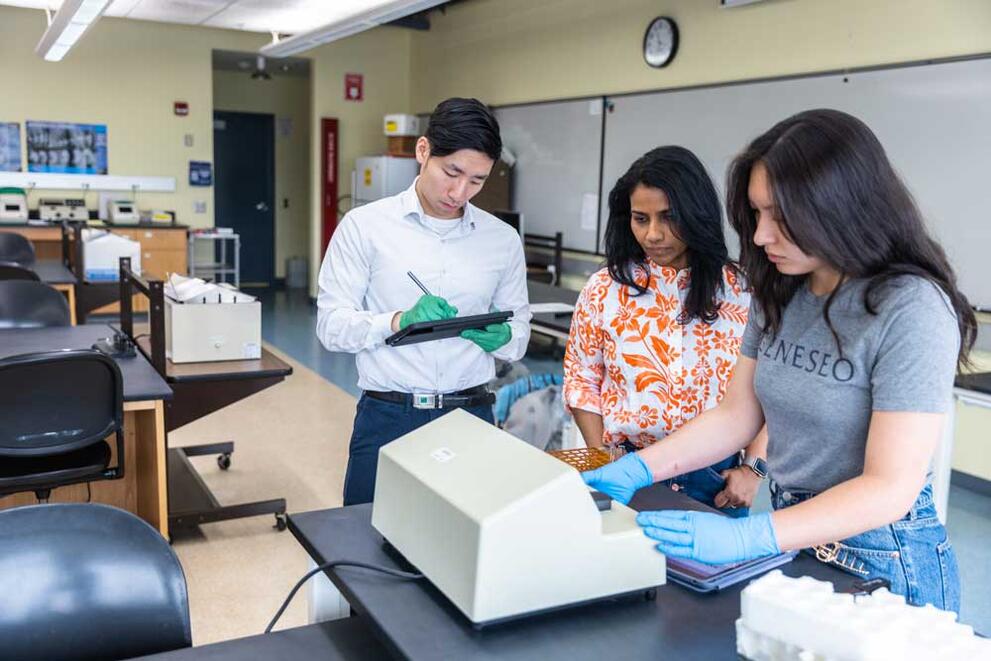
[
  {"xmin": 0, "ymin": 1, "xmax": 63, "ymax": 10},
  {"xmin": 204, "ymin": 0, "xmax": 392, "ymax": 34},
  {"xmin": 0, "ymin": 0, "xmax": 439, "ymax": 36},
  {"xmin": 105, "ymin": 0, "xmax": 145, "ymax": 17},
  {"xmin": 119, "ymin": 0, "xmax": 232, "ymax": 25}
]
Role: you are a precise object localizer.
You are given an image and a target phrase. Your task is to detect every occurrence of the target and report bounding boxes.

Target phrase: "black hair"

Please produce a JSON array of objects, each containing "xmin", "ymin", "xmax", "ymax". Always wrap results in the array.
[
  {"xmin": 424, "ymin": 97, "xmax": 502, "ymax": 161},
  {"xmin": 604, "ymin": 145, "xmax": 735, "ymax": 324},
  {"xmin": 726, "ymin": 108, "xmax": 976, "ymax": 366}
]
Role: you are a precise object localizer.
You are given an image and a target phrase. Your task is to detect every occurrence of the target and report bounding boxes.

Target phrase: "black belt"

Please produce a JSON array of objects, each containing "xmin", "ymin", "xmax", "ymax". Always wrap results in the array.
[{"xmin": 365, "ymin": 386, "xmax": 495, "ymax": 410}]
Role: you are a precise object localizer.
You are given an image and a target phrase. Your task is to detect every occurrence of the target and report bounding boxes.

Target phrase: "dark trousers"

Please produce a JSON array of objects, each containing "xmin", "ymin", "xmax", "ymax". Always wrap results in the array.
[
  {"xmin": 658, "ymin": 453, "xmax": 749, "ymax": 518},
  {"xmin": 342, "ymin": 393, "xmax": 495, "ymax": 506}
]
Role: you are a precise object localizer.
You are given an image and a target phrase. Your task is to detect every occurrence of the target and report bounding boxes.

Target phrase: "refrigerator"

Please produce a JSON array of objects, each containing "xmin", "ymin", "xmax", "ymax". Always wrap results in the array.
[{"xmin": 352, "ymin": 156, "xmax": 419, "ymax": 206}]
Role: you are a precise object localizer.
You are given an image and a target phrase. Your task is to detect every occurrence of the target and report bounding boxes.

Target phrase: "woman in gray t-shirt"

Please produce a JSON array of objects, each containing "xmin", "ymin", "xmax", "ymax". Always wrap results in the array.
[{"xmin": 582, "ymin": 109, "xmax": 977, "ymax": 612}]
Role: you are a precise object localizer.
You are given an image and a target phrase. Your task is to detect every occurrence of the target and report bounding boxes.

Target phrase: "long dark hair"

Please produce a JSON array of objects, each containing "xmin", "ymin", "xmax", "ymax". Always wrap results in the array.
[
  {"xmin": 604, "ymin": 145, "xmax": 734, "ymax": 324},
  {"xmin": 726, "ymin": 108, "xmax": 976, "ymax": 366}
]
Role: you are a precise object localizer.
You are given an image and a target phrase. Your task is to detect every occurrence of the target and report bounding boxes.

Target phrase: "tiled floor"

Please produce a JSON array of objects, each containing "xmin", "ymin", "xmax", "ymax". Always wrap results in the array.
[{"xmin": 253, "ymin": 287, "xmax": 991, "ymax": 633}]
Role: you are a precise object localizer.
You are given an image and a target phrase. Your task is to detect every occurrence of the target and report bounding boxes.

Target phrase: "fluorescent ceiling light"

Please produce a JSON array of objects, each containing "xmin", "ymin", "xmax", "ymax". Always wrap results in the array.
[
  {"xmin": 35, "ymin": 0, "xmax": 111, "ymax": 62},
  {"xmin": 260, "ymin": 0, "xmax": 447, "ymax": 57}
]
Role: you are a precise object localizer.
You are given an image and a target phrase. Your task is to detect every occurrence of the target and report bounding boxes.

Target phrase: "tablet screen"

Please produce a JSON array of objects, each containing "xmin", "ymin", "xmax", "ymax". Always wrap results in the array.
[{"xmin": 667, "ymin": 556, "xmax": 742, "ymax": 580}]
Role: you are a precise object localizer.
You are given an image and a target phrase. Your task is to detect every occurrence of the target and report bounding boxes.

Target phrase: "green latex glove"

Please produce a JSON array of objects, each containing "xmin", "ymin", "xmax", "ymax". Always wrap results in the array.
[
  {"xmin": 461, "ymin": 323, "xmax": 512, "ymax": 353},
  {"xmin": 399, "ymin": 295, "xmax": 458, "ymax": 330}
]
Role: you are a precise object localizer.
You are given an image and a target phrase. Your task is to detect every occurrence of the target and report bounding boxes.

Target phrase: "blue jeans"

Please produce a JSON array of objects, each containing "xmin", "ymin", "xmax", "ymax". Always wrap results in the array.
[
  {"xmin": 659, "ymin": 453, "xmax": 749, "ymax": 518},
  {"xmin": 770, "ymin": 483, "xmax": 961, "ymax": 612},
  {"xmin": 343, "ymin": 394, "xmax": 495, "ymax": 506}
]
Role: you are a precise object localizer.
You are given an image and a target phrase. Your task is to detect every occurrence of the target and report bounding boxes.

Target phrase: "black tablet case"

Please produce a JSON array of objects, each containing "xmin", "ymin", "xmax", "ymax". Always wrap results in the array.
[{"xmin": 385, "ymin": 310, "xmax": 513, "ymax": 347}]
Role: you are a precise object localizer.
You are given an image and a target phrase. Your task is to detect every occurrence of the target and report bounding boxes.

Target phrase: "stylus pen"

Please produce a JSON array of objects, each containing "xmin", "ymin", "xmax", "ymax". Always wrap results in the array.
[{"xmin": 407, "ymin": 271, "xmax": 433, "ymax": 297}]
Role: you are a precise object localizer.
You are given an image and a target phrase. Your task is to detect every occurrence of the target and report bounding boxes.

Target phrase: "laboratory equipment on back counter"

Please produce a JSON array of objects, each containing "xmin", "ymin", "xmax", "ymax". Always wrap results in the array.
[
  {"xmin": 139, "ymin": 209, "xmax": 176, "ymax": 225},
  {"xmin": 38, "ymin": 197, "xmax": 88, "ymax": 222},
  {"xmin": 371, "ymin": 410, "xmax": 666, "ymax": 627},
  {"xmin": 106, "ymin": 200, "xmax": 140, "ymax": 225},
  {"xmin": 0, "ymin": 187, "xmax": 28, "ymax": 223}
]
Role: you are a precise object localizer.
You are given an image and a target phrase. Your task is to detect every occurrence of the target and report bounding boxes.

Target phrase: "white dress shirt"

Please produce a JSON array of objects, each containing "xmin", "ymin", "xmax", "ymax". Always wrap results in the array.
[{"xmin": 316, "ymin": 180, "xmax": 531, "ymax": 394}]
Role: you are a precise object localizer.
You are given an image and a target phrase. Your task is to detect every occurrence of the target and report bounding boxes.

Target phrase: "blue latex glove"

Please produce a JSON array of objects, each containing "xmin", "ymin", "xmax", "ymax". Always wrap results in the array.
[
  {"xmin": 581, "ymin": 452, "xmax": 653, "ymax": 505},
  {"xmin": 636, "ymin": 510, "xmax": 780, "ymax": 565}
]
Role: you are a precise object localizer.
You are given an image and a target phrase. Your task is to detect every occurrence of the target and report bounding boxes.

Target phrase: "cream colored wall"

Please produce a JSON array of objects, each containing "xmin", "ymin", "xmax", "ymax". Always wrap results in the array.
[
  {"xmin": 307, "ymin": 27, "xmax": 413, "ymax": 296},
  {"xmin": 213, "ymin": 71, "xmax": 311, "ymax": 279},
  {"xmin": 0, "ymin": 6, "xmax": 271, "ymax": 228},
  {"xmin": 409, "ymin": 0, "xmax": 991, "ymax": 111}
]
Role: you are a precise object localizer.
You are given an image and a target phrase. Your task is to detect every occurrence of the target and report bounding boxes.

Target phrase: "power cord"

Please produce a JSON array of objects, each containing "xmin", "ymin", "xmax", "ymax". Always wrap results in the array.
[{"xmin": 265, "ymin": 560, "xmax": 423, "ymax": 633}]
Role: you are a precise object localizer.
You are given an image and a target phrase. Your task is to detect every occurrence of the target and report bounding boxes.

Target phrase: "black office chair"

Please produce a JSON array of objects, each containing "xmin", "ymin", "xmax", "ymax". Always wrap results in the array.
[
  {"xmin": 0, "ymin": 503, "xmax": 192, "ymax": 660},
  {"xmin": 0, "ymin": 260, "xmax": 41, "ymax": 281},
  {"xmin": 524, "ymin": 232, "xmax": 564, "ymax": 286},
  {"xmin": 0, "ymin": 280, "xmax": 71, "ymax": 328},
  {"xmin": 0, "ymin": 350, "xmax": 125, "ymax": 501},
  {"xmin": 0, "ymin": 231, "xmax": 36, "ymax": 264}
]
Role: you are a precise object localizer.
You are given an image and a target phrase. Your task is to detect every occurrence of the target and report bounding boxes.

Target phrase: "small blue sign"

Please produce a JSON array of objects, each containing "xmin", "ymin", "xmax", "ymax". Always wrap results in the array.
[{"xmin": 189, "ymin": 160, "xmax": 212, "ymax": 186}]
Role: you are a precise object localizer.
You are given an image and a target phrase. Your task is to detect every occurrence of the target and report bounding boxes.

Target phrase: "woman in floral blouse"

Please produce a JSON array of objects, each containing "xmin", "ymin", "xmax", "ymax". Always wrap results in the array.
[{"xmin": 564, "ymin": 146, "xmax": 763, "ymax": 514}]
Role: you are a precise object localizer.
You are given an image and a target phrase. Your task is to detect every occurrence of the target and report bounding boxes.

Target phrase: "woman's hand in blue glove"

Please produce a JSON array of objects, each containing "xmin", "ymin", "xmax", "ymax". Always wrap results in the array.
[
  {"xmin": 581, "ymin": 452, "xmax": 653, "ymax": 505},
  {"xmin": 636, "ymin": 510, "xmax": 780, "ymax": 565}
]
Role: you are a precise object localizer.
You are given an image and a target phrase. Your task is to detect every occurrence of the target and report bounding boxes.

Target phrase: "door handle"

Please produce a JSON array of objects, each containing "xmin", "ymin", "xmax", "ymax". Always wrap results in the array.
[{"xmin": 256, "ymin": 201, "xmax": 269, "ymax": 212}]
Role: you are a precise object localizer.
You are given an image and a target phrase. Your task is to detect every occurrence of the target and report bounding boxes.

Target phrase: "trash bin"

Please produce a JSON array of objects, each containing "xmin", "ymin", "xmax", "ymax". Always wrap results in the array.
[{"xmin": 285, "ymin": 256, "xmax": 308, "ymax": 289}]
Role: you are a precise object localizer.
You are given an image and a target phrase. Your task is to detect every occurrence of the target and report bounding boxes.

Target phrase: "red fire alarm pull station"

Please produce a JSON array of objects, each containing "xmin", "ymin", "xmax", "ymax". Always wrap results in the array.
[
  {"xmin": 344, "ymin": 73, "xmax": 363, "ymax": 102},
  {"xmin": 174, "ymin": 101, "xmax": 189, "ymax": 116}
]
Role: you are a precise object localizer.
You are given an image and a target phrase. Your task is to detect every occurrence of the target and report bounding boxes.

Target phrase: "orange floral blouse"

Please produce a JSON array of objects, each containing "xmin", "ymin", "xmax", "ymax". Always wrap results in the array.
[{"xmin": 563, "ymin": 262, "xmax": 749, "ymax": 449}]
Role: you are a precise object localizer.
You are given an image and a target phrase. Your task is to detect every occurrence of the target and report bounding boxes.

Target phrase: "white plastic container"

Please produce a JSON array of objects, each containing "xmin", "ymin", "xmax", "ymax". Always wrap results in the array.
[
  {"xmin": 82, "ymin": 229, "xmax": 141, "ymax": 281},
  {"xmin": 736, "ymin": 570, "xmax": 989, "ymax": 660},
  {"xmin": 384, "ymin": 114, "xmax": 420, "ymax": 136},
  {"xmin": 165, "ymin": 297, "xmax": 261, "ymax": 363}
]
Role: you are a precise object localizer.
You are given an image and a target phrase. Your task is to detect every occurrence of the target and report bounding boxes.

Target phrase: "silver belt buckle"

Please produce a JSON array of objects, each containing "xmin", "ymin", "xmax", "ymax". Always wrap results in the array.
[{"xmin": 413, "ymin": 393, "xmax": 442, "ymax": 409}]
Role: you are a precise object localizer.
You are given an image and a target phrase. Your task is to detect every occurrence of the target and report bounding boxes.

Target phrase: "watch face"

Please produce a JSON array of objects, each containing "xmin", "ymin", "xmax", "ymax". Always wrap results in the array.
[
  {"xmin": 751, "ymin": 457, "xmax": 768, "ymax": 478},
  {"xmin": 644, "ymin": 17, "xmax": 678, "ymax": 68}
]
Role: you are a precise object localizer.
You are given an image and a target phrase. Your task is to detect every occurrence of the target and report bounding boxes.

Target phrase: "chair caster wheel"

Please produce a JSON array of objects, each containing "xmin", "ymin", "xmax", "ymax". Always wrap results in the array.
[
  {"xmin": 217, "ymin": 453, "xmax": 232, "ymax": 470},
  {"xmin": 274, "ymin": 514, "xmax": 287, "ymax": 531}
]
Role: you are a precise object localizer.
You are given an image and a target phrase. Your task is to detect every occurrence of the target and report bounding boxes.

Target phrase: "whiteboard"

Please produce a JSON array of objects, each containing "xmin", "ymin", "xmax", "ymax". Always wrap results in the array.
[
  {"xmin": 600, "ymin": 57, "xmax": 991, "ymax": 307},
  {"xmin": 496, "ymin": 100, "xmax": 603, "ymax": 252}
]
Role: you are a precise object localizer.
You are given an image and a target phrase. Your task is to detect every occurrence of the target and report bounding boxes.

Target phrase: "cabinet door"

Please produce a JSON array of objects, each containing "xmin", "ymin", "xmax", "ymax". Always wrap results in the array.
[
  {"xmin": 113, "ymin": 228, "xmax": 187, "ymax": 252},
  {"xmin": 140, "ymin": 249, "xmax": 186, "ymax": 280}
]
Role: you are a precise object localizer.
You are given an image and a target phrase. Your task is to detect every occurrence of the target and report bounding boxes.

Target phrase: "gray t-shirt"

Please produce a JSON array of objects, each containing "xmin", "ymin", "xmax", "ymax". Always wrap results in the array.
[{"xmin": 740, "ymin": 275, "xmax": 960, "ymax": 493}]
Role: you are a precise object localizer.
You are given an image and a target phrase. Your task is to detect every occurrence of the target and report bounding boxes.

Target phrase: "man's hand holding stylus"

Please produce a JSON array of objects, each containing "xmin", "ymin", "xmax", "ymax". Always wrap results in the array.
[{"xmin": 391, "ymin": 295, "xmax": 458, "ymax": 332}]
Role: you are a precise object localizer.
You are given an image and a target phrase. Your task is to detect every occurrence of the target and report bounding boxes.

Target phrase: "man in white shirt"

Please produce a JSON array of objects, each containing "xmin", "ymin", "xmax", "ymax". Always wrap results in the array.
[{"xmin": 317, "ymin": 98, "xmax": 531, "ymax": 505}]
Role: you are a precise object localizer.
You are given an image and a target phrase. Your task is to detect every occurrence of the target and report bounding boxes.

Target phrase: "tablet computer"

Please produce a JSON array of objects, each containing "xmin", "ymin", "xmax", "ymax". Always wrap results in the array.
[
  {"xmin": 665, "ymin": 551, "xmax": 798, "ymax": 593},
  {"xmin": 385, "ymin": 310, "xmax": 513, "ymax": 347},
  {"xmin": 627, "ymin": 485, "xmax": 797, "ymax": 593}
]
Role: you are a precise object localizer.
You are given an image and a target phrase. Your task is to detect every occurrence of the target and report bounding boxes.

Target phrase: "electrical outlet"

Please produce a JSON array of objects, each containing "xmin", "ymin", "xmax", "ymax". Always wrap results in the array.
[
  {"xmin": 194, "ymin": 201, "xmax": 207, "ymax": 214},
  {"xmin": 184, "ymin": 134, "xmax": 194, "ymax": 147}
]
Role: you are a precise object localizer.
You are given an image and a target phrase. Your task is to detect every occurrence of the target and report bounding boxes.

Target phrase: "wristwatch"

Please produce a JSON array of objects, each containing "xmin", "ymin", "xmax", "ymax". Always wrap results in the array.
[{"xmin": 742, "ymin": 454, "xmax": 768, "ymax": 479}]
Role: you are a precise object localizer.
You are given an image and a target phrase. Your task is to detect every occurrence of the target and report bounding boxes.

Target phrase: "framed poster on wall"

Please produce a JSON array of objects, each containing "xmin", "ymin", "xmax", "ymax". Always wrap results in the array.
[
  {"xmin": 26, "ymin": 120, "xmax": 107, "ymax": 174},
  {"xmin": 0, "ymin": 123, "xmax": 20, "ymax": 172}
]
